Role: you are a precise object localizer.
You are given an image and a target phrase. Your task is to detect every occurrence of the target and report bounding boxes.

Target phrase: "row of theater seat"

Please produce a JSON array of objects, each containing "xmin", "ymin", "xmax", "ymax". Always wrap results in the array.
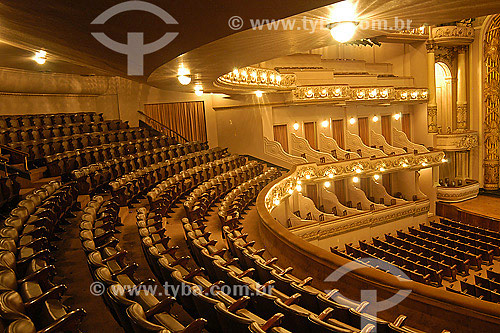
[
  {"xmin": 13, "ymin": 127, "xmax": 152, "ymax": 170},
  {"xmin": 1, "ymin": 119, "xmax": 128, "ymax": 145},
  {"xmin": 137, "ymin": 161, "xmax": 298, "ymax": 333},
  {"xmin": 42, "ymin": 132, "xmax": 173, "ymax": 178},
  {"xmin": 110, "ymin": 147, "xmax": 225, "ymax": 207},
  {"xmin": 338, "ymin": 218, "xmax": 500, "ymax": 287},
  {"xmin": 0, "ymin": 181, "xmax": 87, "ymax": 331},
  {"xmin": 72, "ymin": 141, "xmax": 209, "ymax": 195},
  {"xmin": 80, "ymin": 195, "xmax": 208, "ymax": 332},
  {"xmin": 183, "ymin": 161, "xmax": 264, "ymax": 223},
  {"xmin": 146, "ymin": 154, "xmax": 244, "ymax": 216},
  {"xmin": 0, "ymin": 112, "xmax": 101, "ymax": 129},
  {"xmin": 139, "ymin": 155, "xmax": 432, "ymax": 333},
  {"xmin": 218, "ymin": 168, "xmax": 282, "ymax": 228}
]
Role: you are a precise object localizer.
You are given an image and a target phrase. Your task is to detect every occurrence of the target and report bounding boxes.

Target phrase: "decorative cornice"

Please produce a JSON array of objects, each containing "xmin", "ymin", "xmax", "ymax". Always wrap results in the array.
[
  {"xmin": 434, "ymin": 131, "xmax": 479, "ymax": 151},
  {"xmin": 293, "ymin": 86, "xmax": 428, "ymax": 103},
  {"xmin": 431, "ymin": 26, "xmax": 474, "ymax": 45}
]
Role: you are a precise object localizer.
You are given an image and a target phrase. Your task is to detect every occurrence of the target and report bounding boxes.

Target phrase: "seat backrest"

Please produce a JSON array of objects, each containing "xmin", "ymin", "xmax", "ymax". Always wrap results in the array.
[{"xmin": 214, "ymin": 302, "xmax": 254, "ymax": 333}]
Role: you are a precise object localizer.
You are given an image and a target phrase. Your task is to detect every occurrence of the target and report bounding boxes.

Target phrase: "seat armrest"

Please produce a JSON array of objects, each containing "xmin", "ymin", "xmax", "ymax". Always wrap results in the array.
[
  {"xmin": 37, "ymin": 308, "xmax": 87, "ymax": 333},
  {"xmin": 260, "ymin": 313, "xmax": 284, "ymax": 332},
  {"xmin": 144, "ymin": 296, "xmax": 176, "ymax": 317},
  {"xmin": 18, "ymin": 265, "xmax": 56, "ymax": 285},
  {"xmin": 24, "ymin": 284, "xmax": 67, "ymax": 311}
]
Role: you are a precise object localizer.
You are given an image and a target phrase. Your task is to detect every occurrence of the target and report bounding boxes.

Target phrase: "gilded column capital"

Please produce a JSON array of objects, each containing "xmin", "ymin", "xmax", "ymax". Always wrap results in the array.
[{"xmin": 426, "ymin": 41, "xmax": 436, "ymax": 53}]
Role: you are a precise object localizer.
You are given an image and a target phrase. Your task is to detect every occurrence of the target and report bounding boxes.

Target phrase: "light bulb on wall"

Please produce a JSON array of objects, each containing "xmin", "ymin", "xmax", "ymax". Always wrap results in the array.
[
  {"xmin": 373, "ymin": 174, "xmax": 380, "ymax": 180},
  {"xmin": 296, "ymin": 184, "xmax": 302, "ymax": 192},
  {"xmin": 349, "ymin": 117, "xmax": 356, "ymax": 125},
  {"xmin": 255, "ymin": 90, "xmax": 263, "ymax": 98},
  {"xmin": 293, "ymin": 122, "xmax": 300, "ymax": 131},
  {"xmin": 322, "ymin": 120, "xmax": 329, "ymax": 128},
  {"xmin": 372, "ymin": 115, "xmax": 379, "ymax": 122},
  {"xmin": 324, "ymin": 181, "xmax": 331, "ymax": 188},
  {"xmin": 34, "ymin": 50, "xmax": 47, "ymax": 64},
  {"xmin": 352, "ymin": 176, "xmax": 360, "ymax": 183},
  {"xmin": 393, "ymin": 113, "xmax": 401, "ymax": 120}
]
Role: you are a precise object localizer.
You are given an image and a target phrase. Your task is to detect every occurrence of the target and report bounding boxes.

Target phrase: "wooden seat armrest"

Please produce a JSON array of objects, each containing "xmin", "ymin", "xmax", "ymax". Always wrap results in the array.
[
  {"xmin": 95, "ymin": 238, "xmax": 119, "ymax": 252},
  {"xmin": 264, "ymin": 258, "xmax": 278, "ymax": 266},
  {"xmin": 392, "ymin": 315, "xmax": 407, "ymax": 327},
  {"xmin": 253, "ymin": 248, "xmax": 265, "ymax": 257},
  {"xmin": 171, "ymin": 256, "xmax": 190, "ymax": 267},
  {"xmin": 258, "ymin": 280, "xmax": 275, "ymax": 292},
  {"xmin": 112, "ymin": 263, "xmax": 138, "ymax": 278},
  {"xmin": 18, "ymin": 265, "xmax": 56, "ymax": 285},
  {"xmin": 279, "ymin": 267, "xmax": 293, "ymax": 276},
  {"xmin": 102, "ymin": 250, "xmax": 128, "ymax": 263},
  {"xmin": 235, "ymin": 233, "xmax": 248, "ymax": 241},
  {"xmin": 144, "ymin": 296, "xmax": 177, "ymax": 317},
  {"xmin": 325, "ymin": 289, "xmax": 339, "ymax": 300},
  {"xmin": 242, "ymin": 240, "xmax": 256, "ymax": 248},
  {"xmin": 227, "ymin": 296, "xmax": 250, "ymax": 312},
  {"xmin": 356, "ymin": 301, "xmax": 370, "ymax": 312},
  {"xmin": 184, "ymin": 268, "xmax": 205, "ymax": 281},
  {"xmin": 202, "ymin": 281, "xmax": 224, "ymax": 295},
  {"xmin": 37, "ymin": 308, "xmax": 87, "ymax": 333},
  {"xmin": 237, "ymin": 268, "xmax": 255, "ymax": 279},
  {"xmin": 284, "ymin": 293, "xmax": 301, "ymax": 306},
  {"xmin": 212, "ymin": 248, "xmax": 227, "ymax": 257},
  {"xmin": 318, "ymin": 307, "xmax": 335, "ymax": 321},
  {"xmin": 297, "ymin": 276, "xmax": 313, "ymax": 287},
  {"xmin": 206, "ymin": 240, "xmax": 217, "ymax": 247},
  {"xmin": 259, "ymin": 313, "xmax": 284, "ymax": 332},
  {"xmin": 24, "ymin": 284, "xmax": 67, "ymax": 311},
  {"xmin": 222, "ymin": 258, "xmax": 239, "ymax": 267},
  {"xmin": 181, "ymin": 318, "xmax": 207, "ymax": 333},
  {"xmin": 160, "ymin": 245, "xmax": 179, "ymax": 257}
]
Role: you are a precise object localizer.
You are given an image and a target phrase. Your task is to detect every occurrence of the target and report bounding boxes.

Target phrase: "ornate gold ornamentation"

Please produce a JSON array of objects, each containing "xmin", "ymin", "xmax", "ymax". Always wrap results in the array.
[
  {"xmin": 456, "ymin": 103, "xmax": 468, "ymax": 131},
  {"xmin": 216, "ymin": 67, "xmax": 296, "ymax": 90},
  {"xmin": 483, "ymin": 15, "xmax": 500, "ymax": 190},
  {"xmin": 427, "ymin": 105, "xmax": 438, "ymax": 133}
]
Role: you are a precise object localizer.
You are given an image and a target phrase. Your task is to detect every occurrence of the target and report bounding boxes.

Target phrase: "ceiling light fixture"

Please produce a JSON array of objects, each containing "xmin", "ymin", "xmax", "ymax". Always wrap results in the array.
[
  {"xmin": 326, "ymin": 1, "xmax": 358, "ymax": 43},
  {"xmin": 194, "ymin": 86, "xmax": 203, "ymax": 96},
  {"xmin": 34, "ymin": 50, "xmax": 47, "ymax": 65},
  {"xmin": 177, "ymin": 67, "xmax": 191, "ymax": 85}
]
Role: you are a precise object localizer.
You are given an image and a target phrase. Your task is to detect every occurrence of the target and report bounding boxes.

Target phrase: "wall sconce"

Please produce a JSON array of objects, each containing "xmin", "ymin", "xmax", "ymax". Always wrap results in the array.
[
  {"xmin": 393, "ymin": 113, "xmax": 401, "ymax": 120},
  {"xmin": 324, "ymin": 181, "xmax": 331, "ymax": 188},
  {"xmin": 349, "ymin": 117, "xmax": 356, "ymax": 125},
  {"xmin": 322, "ymin": 120, "xmax": 329, "ymax": 128},
  {"xmin": 293, "ymin": 122, "xmax": 300, "ymax": 131},
  {"xmin": 352, "ymin": 176, "xmax": 360, "ymax": 183},
  {"xmin": 372, "ymin": 116, "xmax": 379, "ymax": 122}
]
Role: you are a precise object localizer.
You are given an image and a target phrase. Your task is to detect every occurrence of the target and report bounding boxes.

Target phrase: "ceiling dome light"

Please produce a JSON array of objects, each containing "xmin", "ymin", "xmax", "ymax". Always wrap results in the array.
[
  {"xmin": 194, "ymin": 86, "xmax": 203, "ymax": 96},
  {"xmin": 326, "ymin": 1, "xmax": 358, "ymax": 43},
  {"xmin": 34, "ymin": 50, "xmax": 47, "ymax": 64},
  {"xmin": 177, "ymin": 67, "xmax": 191, "ymax": 85},
  {"xmin": 255, "ymin": 90, "xmax": 263, "ymax": 98},
  {"xmin": 329, "ymin": 21, "xmax": 358, "ymax": 43}
]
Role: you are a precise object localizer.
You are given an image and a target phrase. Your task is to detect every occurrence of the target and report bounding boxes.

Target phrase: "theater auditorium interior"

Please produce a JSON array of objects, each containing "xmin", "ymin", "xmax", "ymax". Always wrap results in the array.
[{"xmin": 3, "ymin": 0, "xmax": 500, "ymax": 332}]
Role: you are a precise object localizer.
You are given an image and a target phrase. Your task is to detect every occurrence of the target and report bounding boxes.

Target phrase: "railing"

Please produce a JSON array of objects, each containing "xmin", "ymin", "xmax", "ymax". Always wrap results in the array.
[{"xmin": 137, "ymin": 110, "xmax": 189, "ymax": 143}]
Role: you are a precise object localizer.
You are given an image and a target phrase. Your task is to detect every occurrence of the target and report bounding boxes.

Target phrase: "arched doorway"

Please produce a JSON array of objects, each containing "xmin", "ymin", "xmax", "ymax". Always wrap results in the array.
[{"xmin": 435, "ymin": 61, "xmax": 453, "ymax": 133}]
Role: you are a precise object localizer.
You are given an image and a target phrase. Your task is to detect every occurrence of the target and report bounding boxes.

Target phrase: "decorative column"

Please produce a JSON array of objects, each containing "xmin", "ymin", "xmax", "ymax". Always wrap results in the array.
[
  {"xmin": 456, "ymin": 46, "xmax": 468, "ymax": 132},
  {"xmin": 426, "ymin": 41, "xmax": 438, "ymax": 133},
  {"xmin": 483, "ymin": 15, "xmax": 500, "ymax": 190}
]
